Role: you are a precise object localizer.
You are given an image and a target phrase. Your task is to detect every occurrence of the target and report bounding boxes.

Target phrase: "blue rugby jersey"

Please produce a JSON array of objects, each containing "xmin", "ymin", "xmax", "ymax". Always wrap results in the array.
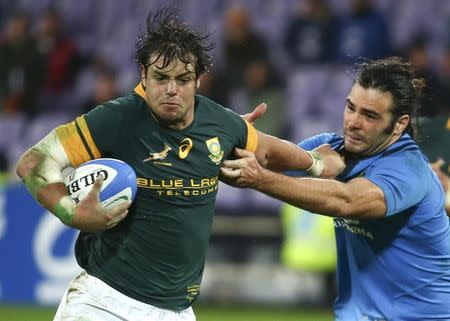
[{"xmin": 298, "ymin": 133, "xmax": 450, "ymax": 321}]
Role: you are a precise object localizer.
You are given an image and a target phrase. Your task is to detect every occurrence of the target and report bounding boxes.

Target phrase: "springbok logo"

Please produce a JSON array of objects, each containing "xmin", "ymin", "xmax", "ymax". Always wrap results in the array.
[
  {"xmin": 179, "ymin": 138, "xmax": 193, "ymax": 159},
  {"xmin": 143, "ymin": 144, "xmax": 172, "ymax": 162},
  {"xmin": 206, "ymin": 137, "xmax": 224, "ymax": 165}
]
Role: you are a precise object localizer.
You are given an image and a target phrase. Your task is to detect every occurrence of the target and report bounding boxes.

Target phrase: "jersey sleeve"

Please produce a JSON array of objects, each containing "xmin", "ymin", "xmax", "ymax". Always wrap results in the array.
[
  {"xmin": 298, "ymin": 132, "xmax": 337, "ymax": 150},
  {"xmin": 244, "ymin": 120, "xmax": 258, "ymax": 152},
  {"xmin": 222, "ymin": 107, "xmax": 258, "ymax": 152},
  {"xmin": 54, "ymin": 102, "xmax": 123, "ymax": 167},
  {"xmin": 54, "ymin": 116, "xmax": 102, "ymax": 167},
  {"xmin": 365, "ymin": 151, "xmax": 429, "ymax": 216}
]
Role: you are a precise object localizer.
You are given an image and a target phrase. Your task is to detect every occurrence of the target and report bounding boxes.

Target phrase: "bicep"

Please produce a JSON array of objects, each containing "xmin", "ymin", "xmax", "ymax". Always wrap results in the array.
[{"xmin": 345, "ymin": 177, "xmax": 387, "ymax": 219}]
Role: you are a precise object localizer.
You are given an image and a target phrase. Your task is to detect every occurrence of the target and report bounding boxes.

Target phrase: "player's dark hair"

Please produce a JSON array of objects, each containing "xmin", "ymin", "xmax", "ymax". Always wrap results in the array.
[
  {"xmin": 354, "ymin": 57, "xmax": 424, "ymax": 139},
  {"xmin": 134, "ymin": 6, "xmax": 215, "ymax": 79}
]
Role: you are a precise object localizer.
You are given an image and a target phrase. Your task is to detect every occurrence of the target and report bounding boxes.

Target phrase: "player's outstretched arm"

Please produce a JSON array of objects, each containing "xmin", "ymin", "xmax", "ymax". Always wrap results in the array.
[
  {"xmin": 241, "ymin": 103, "xmax": 344, "ymax": 178},
  {"xmin": 254, "ymin": 131, "xmax": 345, "ymax": 178},
  {"xmin": 16, "ymin": 131, "xmax": 130, "ymax": 231},
  {"xmin": 221, "ymin": 149, "xmax": 386, "ymax": 219}
]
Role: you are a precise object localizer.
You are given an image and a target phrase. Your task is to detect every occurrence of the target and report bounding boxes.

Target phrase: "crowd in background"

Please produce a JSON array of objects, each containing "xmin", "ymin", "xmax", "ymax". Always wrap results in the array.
[{"xmin": 0, "ymin": 0, "xmax": 449, "ymax": 197}]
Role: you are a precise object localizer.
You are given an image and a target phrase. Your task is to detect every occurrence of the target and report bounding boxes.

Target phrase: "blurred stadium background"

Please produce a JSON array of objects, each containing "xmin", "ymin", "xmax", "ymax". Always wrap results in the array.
[{"xmin": 0, "ymin": 0, "xmax": 448, "ymax": 320}]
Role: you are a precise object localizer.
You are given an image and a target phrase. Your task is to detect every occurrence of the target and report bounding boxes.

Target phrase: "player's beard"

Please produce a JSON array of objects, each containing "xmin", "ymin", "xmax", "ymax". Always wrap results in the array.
[{"xmin": 343, "ymin": 120, "xmax": 396, "ymax": 157}]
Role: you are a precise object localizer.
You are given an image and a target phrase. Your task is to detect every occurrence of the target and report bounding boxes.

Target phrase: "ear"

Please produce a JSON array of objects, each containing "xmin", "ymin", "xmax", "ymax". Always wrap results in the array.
[
  {"xmin": 394, "ymin": 115, "xmax": 410, "ymax": 135},
  {"xmin": 196, "ymin": 79, "xmax": 200, "ymax": 88},
  {"xmin": 140, "ymin": 65, "xmax": 147, "ymax": 86}
]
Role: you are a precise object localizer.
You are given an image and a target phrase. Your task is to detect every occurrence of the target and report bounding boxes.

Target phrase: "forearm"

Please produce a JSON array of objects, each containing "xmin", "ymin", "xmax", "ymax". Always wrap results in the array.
[
  {"xmin": 17, "ymin": 132, "xmax": 76, "ymax": 225},
  {"xmin": 257, "ymin": 133, "xmax": 313, "ymax": 172},
  {"xmin": 253, "ymin": 169, "xmax": 385, "ymax": 218},
  {"xmin": 23, "ymin": 166, "xmax": 75, "ymax": 225},
  {"xmin": 254, "ymin": 169, "xmax": 348, "ymax": 216}
]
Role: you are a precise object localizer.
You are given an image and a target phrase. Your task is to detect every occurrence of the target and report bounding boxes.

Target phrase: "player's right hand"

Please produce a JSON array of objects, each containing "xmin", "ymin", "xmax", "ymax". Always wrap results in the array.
[
  {"xmin": 313, "ymin": 144, "xmax": 346, "ymax": 179},
  {"xmin": 71, "ymin": 177, "xmax": 131, "ymax": 232}
]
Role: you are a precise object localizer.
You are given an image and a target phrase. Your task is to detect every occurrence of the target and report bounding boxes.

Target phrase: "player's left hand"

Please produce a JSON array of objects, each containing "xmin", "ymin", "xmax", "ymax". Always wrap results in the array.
[
  {"xmin": 220, "ymin": 148, "xmax": 264, "ymax": 188},
  {"xmin": 241, "ymin": 103, "xmax": 267, "ymax": 124}
]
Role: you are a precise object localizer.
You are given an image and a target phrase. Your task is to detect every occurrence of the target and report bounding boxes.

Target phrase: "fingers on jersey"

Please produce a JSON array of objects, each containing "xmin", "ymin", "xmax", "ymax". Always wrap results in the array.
[
  {"xmin": 104, "ymin": 201, "xmax": 132, "ymax": 229},
  {"xmin": 220, "ymin": 167, "xmax": 242, "ymax": 178},
  {"xmin": 233, "ymin": 147, "xmax": 254, "ymax": 158}
]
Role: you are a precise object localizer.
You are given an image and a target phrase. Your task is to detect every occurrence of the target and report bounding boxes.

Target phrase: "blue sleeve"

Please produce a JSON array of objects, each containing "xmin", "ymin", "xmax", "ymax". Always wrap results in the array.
[
  {"xmin": 297, "ymin": 132, "xmax": 336, "ymax": 150},
  {"xmin": 365, "ymin": 151, "xmax": 429, "ymax": 216}
]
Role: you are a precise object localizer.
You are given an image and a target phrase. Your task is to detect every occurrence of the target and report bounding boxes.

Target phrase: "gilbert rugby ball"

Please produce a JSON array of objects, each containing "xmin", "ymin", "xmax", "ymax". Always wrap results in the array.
[{"xmin": 64, "ymin": 158, "xmax": 137, "ymax": 209}]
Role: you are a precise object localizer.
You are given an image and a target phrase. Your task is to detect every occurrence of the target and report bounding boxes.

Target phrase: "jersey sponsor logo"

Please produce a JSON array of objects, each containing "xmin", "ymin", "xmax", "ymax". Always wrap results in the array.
[
  {"xmin": 334, "ymin": 218, "xmax": 374, "ymax": 239},
  {"xmin": 178, "ymin": 138, "xmax": 193, "ymax": 159},
  {"xmin": 137, "ymin": 176, "xmax": 219, "ymax": 197},
  {"xmin": 206, "ymin": 137, "xmax": 224, "ymax": 165},
  {"xmin": 142, "ymin": 144, "xmax": 172, "ymax": 163}
]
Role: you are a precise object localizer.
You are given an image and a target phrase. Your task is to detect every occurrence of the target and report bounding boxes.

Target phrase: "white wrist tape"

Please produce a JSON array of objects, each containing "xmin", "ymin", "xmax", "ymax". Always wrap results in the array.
[{"xmin": 306, "ymin": 150, "xmax": 324, "ymax": 177}]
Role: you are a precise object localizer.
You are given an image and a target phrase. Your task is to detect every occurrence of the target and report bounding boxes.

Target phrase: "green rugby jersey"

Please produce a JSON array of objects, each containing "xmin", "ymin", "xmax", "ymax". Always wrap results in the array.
[{"xmin": 55, "ymin": 84, "xmax": 258, "ymax": 310}]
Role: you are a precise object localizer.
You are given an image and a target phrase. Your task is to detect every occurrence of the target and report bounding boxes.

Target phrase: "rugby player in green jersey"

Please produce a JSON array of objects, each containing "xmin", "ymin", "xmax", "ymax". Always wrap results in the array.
[{"xmin": 16, "ymin": 7, "xmax": 344, "ymax": 321}]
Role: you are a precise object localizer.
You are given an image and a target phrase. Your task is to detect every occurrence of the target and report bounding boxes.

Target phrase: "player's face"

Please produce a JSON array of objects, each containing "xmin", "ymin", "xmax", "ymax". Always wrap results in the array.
[
  {"xmin": 343, "ymin": 84, "xmax": 401, "ymax": 156},
  {"xmin": 141, "ymin": 56, "xmax": 197, "ymax": 129}
]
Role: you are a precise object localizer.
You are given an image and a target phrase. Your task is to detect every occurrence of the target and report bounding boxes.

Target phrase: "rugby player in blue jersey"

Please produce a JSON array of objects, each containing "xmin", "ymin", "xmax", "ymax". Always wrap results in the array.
[{"xmin": 222, "ymin": 57, "xmax": 450, "ymax": 320}]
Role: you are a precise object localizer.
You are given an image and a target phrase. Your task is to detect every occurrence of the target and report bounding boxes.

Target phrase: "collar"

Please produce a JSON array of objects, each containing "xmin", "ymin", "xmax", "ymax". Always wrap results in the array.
[{"xmin": 134, "ymin": 83, "xmax": 148, "ymax": 104}]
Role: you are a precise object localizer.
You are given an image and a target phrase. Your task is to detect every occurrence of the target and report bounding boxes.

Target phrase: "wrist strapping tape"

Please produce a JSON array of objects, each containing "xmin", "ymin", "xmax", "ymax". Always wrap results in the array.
[{"xmin": 306, "ymin": 150, "xmax": 324, "ymax": 177}]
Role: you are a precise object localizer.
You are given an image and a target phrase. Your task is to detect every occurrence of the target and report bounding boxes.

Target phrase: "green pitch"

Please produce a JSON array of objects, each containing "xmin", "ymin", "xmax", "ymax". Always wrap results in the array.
[{"xmin": 0, "ymin": 305, "xmax": 333, "ymax": 321}]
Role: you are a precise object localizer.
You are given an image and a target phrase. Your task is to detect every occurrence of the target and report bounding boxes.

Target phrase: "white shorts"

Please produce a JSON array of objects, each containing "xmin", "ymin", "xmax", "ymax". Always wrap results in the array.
[{"xmin": 53, "ymin": 271, "xmax": 196, "ymax": 321}]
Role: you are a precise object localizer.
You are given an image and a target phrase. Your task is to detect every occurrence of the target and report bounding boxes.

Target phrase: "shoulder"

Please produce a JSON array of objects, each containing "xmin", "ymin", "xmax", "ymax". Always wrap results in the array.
[
  {"xmin": 375, "ymin": 136, "xmax": 428, "ymax": 173},
  {"xmin": 366, "ymin": 147, "xmax": 431, "ymax": 190},
  {"xmin": 85, "ymin": 92, "xmax": 144, "ymax": 122},
  {"xmin": 377, "ymin": 148, "xmax": 427, "ymax": 170},
  {"xmin": 195, "ymin": 94, "xmax": 243, "ymax": 123},
  {"xmin": 99, "ymin": 92, "xmax": 143, "ymax": 112}
]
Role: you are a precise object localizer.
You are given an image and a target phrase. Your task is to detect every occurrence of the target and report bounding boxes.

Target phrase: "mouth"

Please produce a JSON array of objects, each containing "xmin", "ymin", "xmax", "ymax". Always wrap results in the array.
[
  {"xmin": 161, "ymin": 101, "xmax": 179, "ymax": 106},
  {"xmin": 160, "ymin": 102, "xmax": 180, "ymax": 111},
  {"xmin": 345, "ymin": 132, "xmax": 364, "ymax": 144}
]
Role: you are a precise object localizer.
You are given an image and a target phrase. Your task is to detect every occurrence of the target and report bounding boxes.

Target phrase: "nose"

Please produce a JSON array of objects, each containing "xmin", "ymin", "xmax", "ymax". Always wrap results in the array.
[
  {"xmin": 346, "ymin": 112, "xmax": 362, "ymax": 130},
  {"xmin": 166, "ymin": 79, "xmax": 177, "ymax": 96}
]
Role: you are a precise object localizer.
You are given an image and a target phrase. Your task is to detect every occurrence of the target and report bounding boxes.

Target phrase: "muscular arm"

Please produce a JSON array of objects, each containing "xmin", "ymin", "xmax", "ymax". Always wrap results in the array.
[
  {"xmin": 254, "ymin": 170, "xmax": 386, "ymax": 218},
  {"xmin": 240, "ymin": 104, "xmax": 342, "ymax": 177},
  {"xmin": 16, "ymin": 131, "xmax": 76, "ymax": 225},
  {"xmin": 253, "ymin": 131, "xmax": 343, "ymax": 178},
  {"xmin": 16, "ymin": 130, "xmax": 130, "ymax": 230},
  {"xmin": 254, "ymin": 131, "xmax": 314, "ymax": 171},
  {"xmin": 221, "ymin": 149, "xmax": 386, "ymax": 219}
]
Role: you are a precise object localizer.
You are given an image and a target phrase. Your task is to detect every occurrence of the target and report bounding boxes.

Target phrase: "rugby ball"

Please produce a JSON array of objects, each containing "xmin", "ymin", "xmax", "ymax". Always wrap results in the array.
[{"xmin": 64, "ymin": 158, "xmax": 137, "ymax": 209}]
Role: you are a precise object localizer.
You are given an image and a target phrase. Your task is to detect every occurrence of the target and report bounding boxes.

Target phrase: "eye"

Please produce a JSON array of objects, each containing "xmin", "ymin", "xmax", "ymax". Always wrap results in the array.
[
  {"xmin": 345, "ymin": 104, "xmax": 355, "ymax": 112},
  {"xmin": 365, "ymin": 114, "xmax": 377, "ymax": 120},
  {"xmin": 178, "ymin": 78, "xmax": 191, "ymax": 85}
]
